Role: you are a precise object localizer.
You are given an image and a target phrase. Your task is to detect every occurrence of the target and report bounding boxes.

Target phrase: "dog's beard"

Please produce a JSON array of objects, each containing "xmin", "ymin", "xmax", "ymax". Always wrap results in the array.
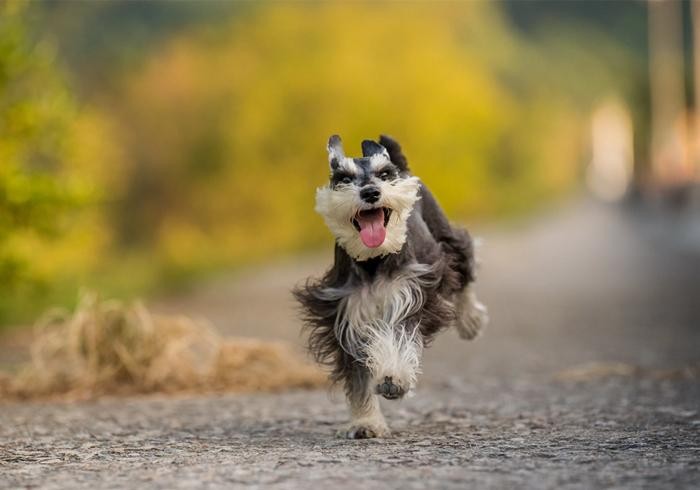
[{"xmin": 315, "ymin": 176, "xmax": 421, "ymax": 261}]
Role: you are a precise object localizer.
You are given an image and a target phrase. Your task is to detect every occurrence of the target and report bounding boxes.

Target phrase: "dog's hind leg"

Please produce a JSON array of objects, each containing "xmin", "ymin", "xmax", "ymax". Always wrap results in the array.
[
  {"xmin": 454, "ymin": 284, "xmax": 488, "ymax": 340},
  {"xmin": 340, "ymin": 363, "xmax": 389, "ymax": 439},
  {"xmin": 418, "ymin": 184, "xmax": 488, "ymax": 339}
]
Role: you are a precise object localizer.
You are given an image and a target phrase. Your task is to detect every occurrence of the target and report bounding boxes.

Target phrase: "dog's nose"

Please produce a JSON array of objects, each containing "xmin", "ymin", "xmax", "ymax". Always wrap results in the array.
[{"xmin": 360, "ymin": 186, "xmax": 381, "ymax": 203}]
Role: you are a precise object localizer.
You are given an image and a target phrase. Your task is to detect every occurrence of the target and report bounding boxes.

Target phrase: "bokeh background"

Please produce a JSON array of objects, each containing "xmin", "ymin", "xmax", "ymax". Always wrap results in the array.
[{"xmin": 1, "ymin": 0, "xmax": 698, "ymax": 329}]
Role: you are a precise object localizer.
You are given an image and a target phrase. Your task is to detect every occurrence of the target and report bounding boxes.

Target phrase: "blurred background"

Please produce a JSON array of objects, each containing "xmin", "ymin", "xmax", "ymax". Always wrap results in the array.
[{"xmin": 1, "ymin": 0, "xmax": 699, "ymax": 330}]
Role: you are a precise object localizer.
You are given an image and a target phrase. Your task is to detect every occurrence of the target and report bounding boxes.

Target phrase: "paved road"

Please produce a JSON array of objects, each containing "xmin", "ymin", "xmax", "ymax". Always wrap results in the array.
[{"xmin": 2, "ymin": 199, "xmax": 699, "ymax": 489}]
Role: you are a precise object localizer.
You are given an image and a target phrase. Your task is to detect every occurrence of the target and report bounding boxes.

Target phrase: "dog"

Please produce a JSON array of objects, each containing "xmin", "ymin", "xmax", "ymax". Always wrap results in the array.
[{"xmin": 293, "ymin": 135, "xmax": 488, "ymax": 439}]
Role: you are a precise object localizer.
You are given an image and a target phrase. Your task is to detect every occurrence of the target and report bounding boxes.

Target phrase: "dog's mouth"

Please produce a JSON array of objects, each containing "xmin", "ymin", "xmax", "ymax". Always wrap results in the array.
[{"xmin": 351, "ymin": 207, "xmax": 392, "ymax": 248}]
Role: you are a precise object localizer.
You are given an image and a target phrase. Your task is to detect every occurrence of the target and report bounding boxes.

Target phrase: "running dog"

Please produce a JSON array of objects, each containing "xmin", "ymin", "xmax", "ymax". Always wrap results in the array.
[{"xmin": 294, "ymin": 134, "xmax": 487, "ymax": 438}]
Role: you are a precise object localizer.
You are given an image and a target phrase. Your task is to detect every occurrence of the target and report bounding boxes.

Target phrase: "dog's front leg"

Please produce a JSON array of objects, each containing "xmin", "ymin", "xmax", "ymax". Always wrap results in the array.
[
  {"xmin": 365, "ymin": 323, "xmax": 423, "ymax": 400},
  {"xmin": 340, "ymin": 363, "xmax": 389, "ymax": 439}
]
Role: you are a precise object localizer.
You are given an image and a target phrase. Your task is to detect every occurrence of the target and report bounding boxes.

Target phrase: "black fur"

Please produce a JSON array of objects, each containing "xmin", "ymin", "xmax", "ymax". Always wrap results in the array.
[
  {"xmin": 379, "ymin": 134, "xmax": 410, "ymax": 173},
  {"xmin": 293, "ymin": 136, "xmax": 476, "ymax": 402},
  {"xmin": 361, "ymin": 139, "xmax": 386, "ymax": 157}
]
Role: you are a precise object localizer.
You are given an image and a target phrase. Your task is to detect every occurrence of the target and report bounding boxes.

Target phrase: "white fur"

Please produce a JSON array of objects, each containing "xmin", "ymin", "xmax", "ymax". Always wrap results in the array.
[
  {"xmin": 337, "ymin": 157, "xmax": 358, "ymax": 174},
  {"xmin": 327, "ymin": 137, "xmax": 346, "ymax": 166},
  {"xmin": 342, "ymin": 393, "xmax": 389, "ymax": 438},
  {"xmin": 363, "ymin": 321, "xmax": 422, "ymax": 395},
  {"xmin": 369, "ymin": 152, "xmax": 391, "ymax": 171},
  {"xmin": 332, "ymin": 263, "xmax": 432, "ymax": 355},
  {"xmin": 325, "ymin": 263, "xmax": 436, "ymax": 394},
  {"xmin": 315, "ymin": 176, "xmax": 421, "ymax": 261}
]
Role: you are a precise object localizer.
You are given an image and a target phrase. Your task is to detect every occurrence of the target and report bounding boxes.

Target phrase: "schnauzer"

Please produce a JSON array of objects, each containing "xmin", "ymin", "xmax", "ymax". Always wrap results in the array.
[{"xmin": 294, "ymin": 135, "xmax": 488, "ymax": 439}]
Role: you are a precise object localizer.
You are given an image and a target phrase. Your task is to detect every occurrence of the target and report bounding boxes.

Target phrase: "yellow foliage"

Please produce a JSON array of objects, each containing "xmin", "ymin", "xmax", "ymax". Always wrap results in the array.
[
  {"xmin": 1, "ymin": 2, "xmax": 592, "ymax": 324},
  {"xmin": 109, "ymin": 2, "xmax": 583, "ymax": 271}
]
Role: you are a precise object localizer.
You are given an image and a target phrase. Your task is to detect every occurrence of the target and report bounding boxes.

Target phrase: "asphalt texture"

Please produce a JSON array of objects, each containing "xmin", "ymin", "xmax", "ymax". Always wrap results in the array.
[{"xmin": 2, "ymin": 199, "xmax": 699, "ymax": 489}]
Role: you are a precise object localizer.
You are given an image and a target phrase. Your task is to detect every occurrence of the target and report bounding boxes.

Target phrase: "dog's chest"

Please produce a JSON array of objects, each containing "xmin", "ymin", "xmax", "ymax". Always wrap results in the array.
[{"xmin": 342, "ymin": 274, "xmax": 424, "ymax": 328}]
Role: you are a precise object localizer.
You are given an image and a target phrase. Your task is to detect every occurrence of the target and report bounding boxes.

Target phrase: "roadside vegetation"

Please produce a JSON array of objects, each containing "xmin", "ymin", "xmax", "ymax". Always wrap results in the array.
[{"xmin": 0, "ymin": 1, "xmax": 642, "ymax": 327}]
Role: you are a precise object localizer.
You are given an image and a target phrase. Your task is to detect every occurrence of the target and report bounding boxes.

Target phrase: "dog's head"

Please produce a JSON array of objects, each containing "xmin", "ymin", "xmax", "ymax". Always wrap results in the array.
[{"xmin": 315, "ymin": 135, "xmax": 420, "ymax": 261}]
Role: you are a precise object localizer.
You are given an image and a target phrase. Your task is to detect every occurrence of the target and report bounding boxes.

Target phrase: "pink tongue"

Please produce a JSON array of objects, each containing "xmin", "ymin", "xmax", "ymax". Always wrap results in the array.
[{"xmin": 357, "ymin": 209, "xmax": 386, "ymax": 248}]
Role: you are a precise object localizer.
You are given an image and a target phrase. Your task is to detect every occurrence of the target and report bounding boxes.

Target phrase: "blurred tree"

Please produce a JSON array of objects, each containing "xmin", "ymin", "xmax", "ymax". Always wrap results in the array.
[
  {"xmin": 0, "ymin": 1, "xmax": 88, "ymax": 320},
  {"xmin": 104, "ymin": 2, "xmax": 595, "ymax": 275},
  {"xmin": 33, "ymin": 0, "xmax": 241, "ymax": 96},
  {"xmin": 0, "ymin": 1, "xmax": 647, "ymax": 326}
]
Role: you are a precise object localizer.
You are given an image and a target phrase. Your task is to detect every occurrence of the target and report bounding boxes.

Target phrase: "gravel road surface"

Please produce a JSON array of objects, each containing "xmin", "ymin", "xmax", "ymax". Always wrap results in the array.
[{"xmin": 2, "ymin": 200, "xmax": 699, "ymax": 489}]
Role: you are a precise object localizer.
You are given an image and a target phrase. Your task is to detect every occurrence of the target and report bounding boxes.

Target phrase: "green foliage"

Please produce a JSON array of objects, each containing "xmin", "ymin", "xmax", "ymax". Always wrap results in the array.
[
  {"xmin": 0, "ymin": 1, "xmax": 83, "ymax": 305},
  {"xmin": 0, "ymin": 2, "xmax": 72, "ymax": 282}
]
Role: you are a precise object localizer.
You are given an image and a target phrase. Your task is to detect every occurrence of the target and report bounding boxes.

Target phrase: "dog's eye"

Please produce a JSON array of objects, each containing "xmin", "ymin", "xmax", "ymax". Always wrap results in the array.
[
  {"xmin": 340, "ymin": 176, "xmax": 353, "ymax": 185},
  {"xmin": 378, "ymin": 171, "xmax": 392, "ymax": 181}
]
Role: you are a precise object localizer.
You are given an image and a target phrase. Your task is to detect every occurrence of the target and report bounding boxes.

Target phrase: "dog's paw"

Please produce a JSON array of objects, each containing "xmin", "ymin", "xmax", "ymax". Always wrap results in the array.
[
  {"xmin": 375, "ymin": 376, "xmax": 406, "ymax": 400},
  {"xmin": 456, "ymin": 299, "xmax": 488, "ymax": 340},
  {"xmin": 340, "ymin": 422, "xmax": 390, "ymax": 439}
]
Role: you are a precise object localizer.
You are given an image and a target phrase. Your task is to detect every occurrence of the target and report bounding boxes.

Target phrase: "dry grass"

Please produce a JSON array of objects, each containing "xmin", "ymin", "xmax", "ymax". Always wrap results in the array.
[{"xmin": 0, "ymin": 293, "xmax": 325, "ymax": 401}]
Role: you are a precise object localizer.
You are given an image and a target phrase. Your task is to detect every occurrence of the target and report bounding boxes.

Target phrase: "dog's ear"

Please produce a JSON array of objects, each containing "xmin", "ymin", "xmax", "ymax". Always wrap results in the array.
[
  {"xmin": 327, "ymin": 134, "xmax": 345, "ymax": 170},
  {"xmin": 361, "ymin": 140, "xmax": 389, "ymax": 159},
  {"xmin": 378, "ymin": 135, "xmax": 410, "ymax": 172}
]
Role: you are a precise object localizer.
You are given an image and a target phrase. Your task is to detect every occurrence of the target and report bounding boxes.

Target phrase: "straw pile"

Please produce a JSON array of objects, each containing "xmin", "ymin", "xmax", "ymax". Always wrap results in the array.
[{"xmin": 0, "ymin": 293, "xmax": 325, "ymax": 400}]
